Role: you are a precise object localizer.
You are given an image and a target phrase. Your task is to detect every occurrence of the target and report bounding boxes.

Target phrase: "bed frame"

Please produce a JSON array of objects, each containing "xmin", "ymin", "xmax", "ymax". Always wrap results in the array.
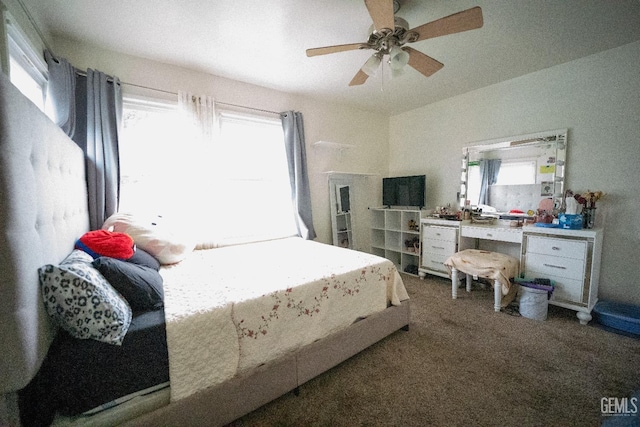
[{"xmin": 0, "ymin": 71, "xmax": 410, "ymax": 426}]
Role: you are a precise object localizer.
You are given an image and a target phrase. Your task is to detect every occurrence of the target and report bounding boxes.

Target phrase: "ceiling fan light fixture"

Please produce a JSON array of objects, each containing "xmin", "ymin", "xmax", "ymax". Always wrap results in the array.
[
  {"xmin": 362, "ymin": 53, "xmax": 382, "ymax": 76},
  {"xmin": 388, "ymin": 45, "xmax": 410, "ymax": 71},
  {"xmin": 390, "ymin": 66, "xmax": 406, "ymax": 79}
]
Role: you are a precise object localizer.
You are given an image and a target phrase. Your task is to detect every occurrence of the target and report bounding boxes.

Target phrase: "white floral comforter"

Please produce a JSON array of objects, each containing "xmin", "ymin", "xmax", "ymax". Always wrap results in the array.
[{"xmin": 160, "ymin": 237, "xmax": 408, "ymax": 402}]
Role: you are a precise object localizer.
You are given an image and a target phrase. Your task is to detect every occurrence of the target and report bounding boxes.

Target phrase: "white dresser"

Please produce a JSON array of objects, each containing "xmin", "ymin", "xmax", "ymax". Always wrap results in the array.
[{"xmin": 418, "ymin": 219, "xmax": 603, "ymax": 324}]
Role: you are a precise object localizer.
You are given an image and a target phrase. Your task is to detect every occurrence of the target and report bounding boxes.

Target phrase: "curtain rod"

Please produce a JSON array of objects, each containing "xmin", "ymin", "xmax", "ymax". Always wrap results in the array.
[
  {"xmin": 124, "ymin": 80, "xmax": 281, "ymax": 116},
  {"xmin": 16, "ymin": 0, "xmax": 53, "ymax": 52},
  {"xmin": 73, "ymin": 70, "xmax": 280, "ymax": 116}
]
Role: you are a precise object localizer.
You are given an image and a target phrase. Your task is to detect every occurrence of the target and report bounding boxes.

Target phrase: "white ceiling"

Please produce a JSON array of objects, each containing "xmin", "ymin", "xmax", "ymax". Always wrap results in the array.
[{"xmin": 21, "ymin": 0, "xmax": 640, "ymax": 115}]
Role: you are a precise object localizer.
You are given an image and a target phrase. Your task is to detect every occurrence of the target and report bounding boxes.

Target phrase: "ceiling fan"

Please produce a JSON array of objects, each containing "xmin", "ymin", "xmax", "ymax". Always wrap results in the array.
[{"xmin": 305, "ymin": 0, "xmax": 483, "ymax": 86}]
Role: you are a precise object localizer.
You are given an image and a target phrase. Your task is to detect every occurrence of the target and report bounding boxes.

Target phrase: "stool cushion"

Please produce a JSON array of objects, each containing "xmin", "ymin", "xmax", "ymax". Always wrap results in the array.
[{"xmin": 445, "ymin": 249, "xmax": 519, "ymax": 296}]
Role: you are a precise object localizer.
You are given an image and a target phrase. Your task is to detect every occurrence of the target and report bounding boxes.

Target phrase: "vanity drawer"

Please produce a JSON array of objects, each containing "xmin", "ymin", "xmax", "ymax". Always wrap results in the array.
[
  {"xmin": 549, "ymin": 276, "xmax": 584, "ymax": 303},
  {"xmin": 422, "ymin": 238, "xmax": 457, "ymax": 257},
  {"xmin": 525, "ymin": 252, "xmax": 586, "ymax": 281},
  {"xmin": 461, "ymin": 225, "xmax": 522, "ymax": 243},
  {"xmin": 422, "ymin": 226, "xmax": 457, "ymax": 242},
  {"xmin": 526, "ymin": 236, "xmax": 587, "ymax": 260},
  {"xmin": 421, "ymin": 253, "xmax": 449, "ymax": 273},
  {"xmin": 523, "ymin": 266, "xmax": 583, "ymax": 303}
]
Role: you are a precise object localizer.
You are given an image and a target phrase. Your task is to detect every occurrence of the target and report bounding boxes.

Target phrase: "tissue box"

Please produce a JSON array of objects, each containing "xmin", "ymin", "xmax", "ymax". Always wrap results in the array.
[{"xmin": 558, "ymin": 213, "xmax": 583, "ymax": 229}]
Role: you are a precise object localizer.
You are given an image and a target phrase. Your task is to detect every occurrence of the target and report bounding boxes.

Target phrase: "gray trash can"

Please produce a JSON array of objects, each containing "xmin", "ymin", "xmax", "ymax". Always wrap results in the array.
[{"xmin": 519, "ymin": 286, "xmax": 549, "ymax": 321}]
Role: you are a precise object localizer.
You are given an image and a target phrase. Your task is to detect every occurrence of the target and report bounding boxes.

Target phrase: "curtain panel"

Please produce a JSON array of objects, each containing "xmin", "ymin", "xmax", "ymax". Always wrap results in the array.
[
  {"xmin": 44, "ymin": 51, "xmax": 122, "ymax": 230},
  {"xmin": 177, "ymin": 91, "xmax": 216, "ymax": 143},
  {"xmin": 85, "ymin": 70, "xmax": 122, "ymax": 229},
  {"xmin": 281, "ymin": 111, "xmax": 316, "ymax": 240},
  {"xmin": 478, "ymin": 158, "xmax": 501, "ymax": 206},
  {"xmin": 44, "ymin": 50, "xmax": 76, "ymax": 137}
]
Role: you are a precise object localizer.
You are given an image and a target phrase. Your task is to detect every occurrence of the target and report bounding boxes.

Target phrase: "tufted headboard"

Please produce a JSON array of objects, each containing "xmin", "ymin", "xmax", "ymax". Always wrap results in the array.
[
  {"xmin": 0, "ymin": 71, "xmax": 90, "ymax": 394},
  {"xmin": 488, "ymin": 183, "xmax": 544, "ymax": 213}
]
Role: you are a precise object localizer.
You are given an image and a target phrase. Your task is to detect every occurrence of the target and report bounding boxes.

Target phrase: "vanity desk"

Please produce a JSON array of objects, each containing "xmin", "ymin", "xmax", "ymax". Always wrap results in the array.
[{"xmin": 419, "ymin": 219, "xmax": 603, "ymax": 325}]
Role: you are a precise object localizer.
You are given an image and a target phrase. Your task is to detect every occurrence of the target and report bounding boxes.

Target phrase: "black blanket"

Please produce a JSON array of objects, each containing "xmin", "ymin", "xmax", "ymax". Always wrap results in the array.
[{"xmin": 18, "ymin": 309, "xmax": 169, "ymax": 427}]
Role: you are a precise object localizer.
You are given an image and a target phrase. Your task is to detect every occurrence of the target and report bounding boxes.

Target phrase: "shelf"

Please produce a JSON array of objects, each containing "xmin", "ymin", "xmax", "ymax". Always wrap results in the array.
[
  {"xmin": 323, "ymin": 171, "xmax": 378, "ymax": 177},
  {"xmin": 370, "ymin": 207, "xmax": 425, "ymax": 277},
  {"xmin": 314, "ymin": 141, "xmax": 355, "ymax": 150}
]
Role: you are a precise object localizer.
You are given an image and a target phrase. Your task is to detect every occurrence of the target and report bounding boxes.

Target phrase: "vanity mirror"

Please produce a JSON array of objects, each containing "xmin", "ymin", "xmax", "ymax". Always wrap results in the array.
[{"xmin": 459, "ymin": 129, "xmax": 567, "ymax": 216}]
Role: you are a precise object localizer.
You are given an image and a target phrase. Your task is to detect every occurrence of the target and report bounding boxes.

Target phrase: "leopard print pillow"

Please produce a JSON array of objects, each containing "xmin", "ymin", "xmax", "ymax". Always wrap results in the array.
[{"xmin": 39, "ymin": 250, "xmax": 132, "ymax": 345}]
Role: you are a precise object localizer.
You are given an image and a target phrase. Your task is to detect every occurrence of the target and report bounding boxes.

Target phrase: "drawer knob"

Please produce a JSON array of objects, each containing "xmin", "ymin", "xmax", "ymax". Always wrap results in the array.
[
  {"xmin": 552, "ymin": 246, "xmax": 560, "ymax": 250},
  {"xmin": 433, "ymin": 246, "xmax": 445, "ymax": 250}
]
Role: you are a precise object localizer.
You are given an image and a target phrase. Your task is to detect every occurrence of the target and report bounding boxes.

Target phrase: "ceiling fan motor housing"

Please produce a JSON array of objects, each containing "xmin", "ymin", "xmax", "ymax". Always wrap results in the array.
[{"xmin": 366, "ymin": 17, "xmax": 418, "ymax": 54}]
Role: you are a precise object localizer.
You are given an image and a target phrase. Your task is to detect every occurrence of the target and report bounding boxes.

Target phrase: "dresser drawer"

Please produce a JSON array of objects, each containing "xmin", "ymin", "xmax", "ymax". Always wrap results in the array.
[
  {"xmin": 422, "ymin": 226, "xmax": 457, "ymax": 242},
  {"xmin": 525, "ymin": 252, "xmax": 586, "ymax": 281},
  {"xmin": 461, "ymin": 225, "xmax": 522, "ymax": 243},
  {"xmin": 421, "ymin": 253, "xmax": 449, "ymax": 273},
  {"xmin": 422, "ymin": 238, "xmax": 457, "ymax": 256},
  {"xmin": 526, "ymin": 236, "xmax": 587, "ymax": 260},
  {"xmin": 547, "ymin": 275, "xmax": 584, "ymax": 303}
]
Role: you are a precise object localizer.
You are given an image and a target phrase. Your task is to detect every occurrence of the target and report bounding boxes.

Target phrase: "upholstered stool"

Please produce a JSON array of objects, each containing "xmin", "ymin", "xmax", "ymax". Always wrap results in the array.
[{"xmin": 445, "ymin": 249, "xmax": 520, "ymax": 312}]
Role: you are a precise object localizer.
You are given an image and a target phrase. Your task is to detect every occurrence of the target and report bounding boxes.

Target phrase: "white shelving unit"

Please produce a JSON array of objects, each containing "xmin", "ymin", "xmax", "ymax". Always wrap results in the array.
[{"xmin": 370, "ymin": 208, "xmax": 423, "ymax": 276}]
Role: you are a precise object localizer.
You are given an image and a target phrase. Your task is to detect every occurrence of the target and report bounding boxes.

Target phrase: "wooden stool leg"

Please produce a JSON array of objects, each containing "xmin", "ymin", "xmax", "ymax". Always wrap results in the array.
[
  {"xmin": 493, "ymin": 279, "xmax": 501, "ymax": 312},
  {"xmin": 466, "ymin": 274, "xmax": 472, "ymax": 292},
  {"xmin": 451, "ymin": 268, "xmax": 458, "ymax": 299}
]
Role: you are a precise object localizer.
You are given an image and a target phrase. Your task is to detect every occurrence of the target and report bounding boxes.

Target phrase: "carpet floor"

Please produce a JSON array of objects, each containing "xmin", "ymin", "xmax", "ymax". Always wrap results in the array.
[{"xmin": 233, "ymin": 273, "xmax": 640, "ymax": 427}]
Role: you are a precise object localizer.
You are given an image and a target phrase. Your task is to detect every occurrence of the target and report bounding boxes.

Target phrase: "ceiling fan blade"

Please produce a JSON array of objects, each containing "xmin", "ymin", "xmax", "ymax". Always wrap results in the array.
[
  {"xmin": 349, "ymin": 69, "xmax": 370, "ymax": 86},
  {"xmin": 306, "ymin": 43, "xmax": 368, "ymax": 57},
  {"xmin": 364, "ymin": 0, "xmax": 395, "ymax": 32},
  {"xmin": 404, "ymin": 47, "xmax": 444, "ymax": 78},
  {"xmin": 410, "ymin": 6, "xmax": 483, "ymax": 42}
]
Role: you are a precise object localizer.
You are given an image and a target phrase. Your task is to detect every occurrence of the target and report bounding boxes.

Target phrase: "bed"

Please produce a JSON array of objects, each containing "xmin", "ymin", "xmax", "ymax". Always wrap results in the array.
[{"xmin": 0, "ymin": 70, "xmax": 410, "ymax": 427}]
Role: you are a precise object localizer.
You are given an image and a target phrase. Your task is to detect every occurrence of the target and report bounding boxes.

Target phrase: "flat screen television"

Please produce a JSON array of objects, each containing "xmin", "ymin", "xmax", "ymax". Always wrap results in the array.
[{"xmin": 383, "ymin": 175, "xmax": 426, "ymax": 208}]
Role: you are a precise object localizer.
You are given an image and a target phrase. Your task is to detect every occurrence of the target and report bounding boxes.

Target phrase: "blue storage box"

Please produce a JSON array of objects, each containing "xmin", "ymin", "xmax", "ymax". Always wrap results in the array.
[
  {"xmin": 593, "ymin": 301, "xmax": 640, "ymax": 336},
  {"xmin": 558, "ymin": 213, "xmax": 583, "ymax": 229}
]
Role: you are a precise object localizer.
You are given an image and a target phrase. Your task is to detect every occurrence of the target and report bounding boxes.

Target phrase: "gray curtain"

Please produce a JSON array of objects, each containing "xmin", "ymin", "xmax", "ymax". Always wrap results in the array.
[
  {"xmin": 84, "ymin": 69, "xmax": 122, "ymax": 229},
  {"xmin": 44, "ymin": 50, "xmax": 76, "ymax": 137},
  {"xmin": 44, "ymin": 51, "xmax": 121, "ymax": 230},
  {"xmin": 281, "ymin": 111, "xmax": 316, "ymax": 240},
  {"xmin": 478, "ymin": 158, "xmax": 501, "ymax": 206}
]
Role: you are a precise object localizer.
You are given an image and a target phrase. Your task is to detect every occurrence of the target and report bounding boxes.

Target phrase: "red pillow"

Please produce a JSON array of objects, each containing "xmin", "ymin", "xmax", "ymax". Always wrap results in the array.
[{"xmin": 75, "ymin": 230, "xmax": 135, "ymax": 260}]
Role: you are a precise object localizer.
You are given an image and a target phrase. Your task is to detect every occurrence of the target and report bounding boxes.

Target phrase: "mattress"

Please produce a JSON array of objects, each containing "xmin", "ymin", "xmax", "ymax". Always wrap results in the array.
[{"xmin": 161, "ymin": 237, "xmax": 408, "ymax": 401}]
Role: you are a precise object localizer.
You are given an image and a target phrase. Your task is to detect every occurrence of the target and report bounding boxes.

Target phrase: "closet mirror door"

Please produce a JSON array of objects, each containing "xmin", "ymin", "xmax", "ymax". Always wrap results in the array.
[{"xmin": 329, "ymin": 177, "xmax": 355, "ymax": 249}]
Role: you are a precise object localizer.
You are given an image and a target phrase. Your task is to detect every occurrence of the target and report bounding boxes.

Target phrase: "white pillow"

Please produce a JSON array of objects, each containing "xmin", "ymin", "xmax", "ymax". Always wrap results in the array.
[{"xmin": 102, "ymin": 212, "xmax": 195, "ymax": 264}]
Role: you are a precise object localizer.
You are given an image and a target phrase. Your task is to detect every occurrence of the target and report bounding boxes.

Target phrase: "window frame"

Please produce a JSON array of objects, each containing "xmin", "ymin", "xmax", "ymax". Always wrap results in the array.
[{"xmin": 5, "ymin": 12, "xmax": 48, "ymax": 109}]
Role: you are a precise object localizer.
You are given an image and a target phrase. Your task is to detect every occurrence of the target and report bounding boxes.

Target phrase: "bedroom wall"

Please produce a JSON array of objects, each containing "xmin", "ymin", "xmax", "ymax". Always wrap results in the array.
[
  {"xmin": 389, "ymin": 40, "xmax": 640, "ymax": 305},
  {"xmin": 50, "ymin": 37, "xmax": 390, "ymax": 251}
]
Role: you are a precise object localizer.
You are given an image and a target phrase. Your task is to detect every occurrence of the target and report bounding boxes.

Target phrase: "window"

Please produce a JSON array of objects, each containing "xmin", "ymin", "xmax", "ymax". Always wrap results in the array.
[
  {"xmin": 120, "ymin": 98, "xmax": 190, "ymax": 215},
  {"xmin": 495, "ymin": 160, "xmax": 536, "ymax": 185},
  {"xmin": 466, "ymin": 159, "xmax": 537, "ymax": 206},
  {"xmin": 120, "ymin": 98, "xmax": 296, "ymax": 245},
  {"xmin": 6, "ymin": 18, "xmax": 47, "ymax": 110},
  {"xmin": 214, "ymin": 112, "xmax": 297, "ymax": 243}
]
